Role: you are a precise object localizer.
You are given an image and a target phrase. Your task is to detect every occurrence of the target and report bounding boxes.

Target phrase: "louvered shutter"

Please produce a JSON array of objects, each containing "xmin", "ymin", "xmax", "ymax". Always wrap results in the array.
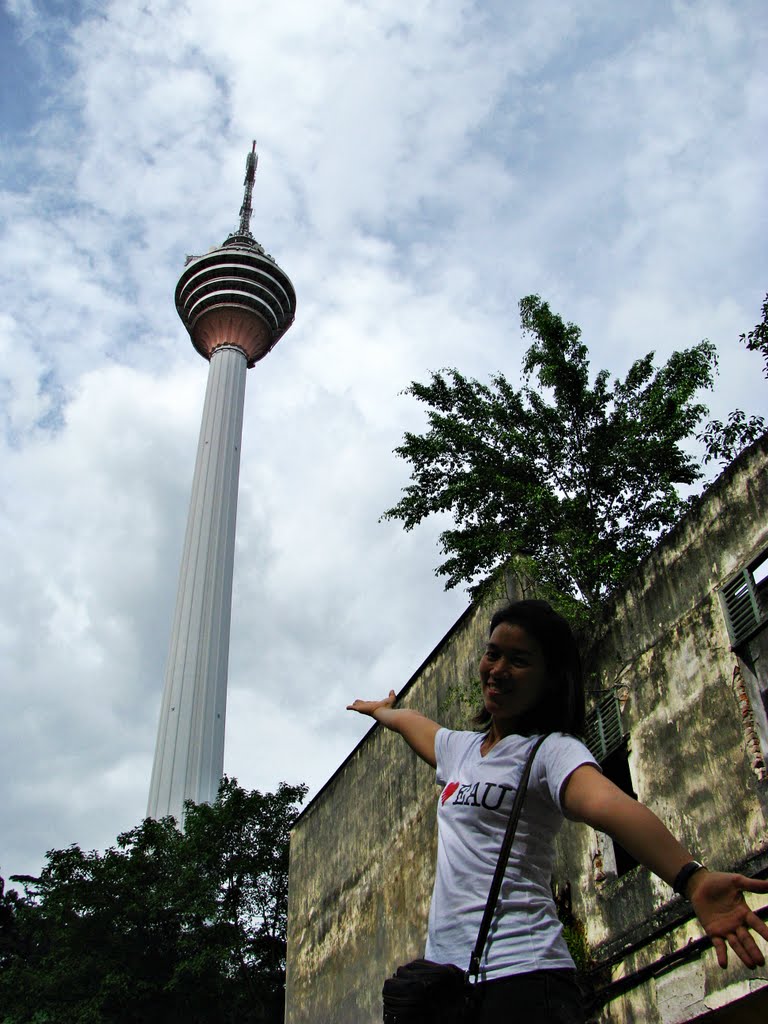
[
  {"xmin": 719, "ymin": 568, "xmax": 765, "ymax": 647},
  {"xmin": 585, "ymin": 693, "xmax": 625, "ymax": 763}
]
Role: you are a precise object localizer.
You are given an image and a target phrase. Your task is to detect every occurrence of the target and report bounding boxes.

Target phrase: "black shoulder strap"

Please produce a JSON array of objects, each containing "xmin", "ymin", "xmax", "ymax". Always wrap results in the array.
[{"xmin": 468, "ymin": 733, "xmax": 548, "ymax": 980}]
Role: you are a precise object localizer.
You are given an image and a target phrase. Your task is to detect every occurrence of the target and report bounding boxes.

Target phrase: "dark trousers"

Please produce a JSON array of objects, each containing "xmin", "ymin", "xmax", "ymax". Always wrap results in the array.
[{"xmin": 469, "ymin": 969, "xmax": 584, "ymax": 1023}]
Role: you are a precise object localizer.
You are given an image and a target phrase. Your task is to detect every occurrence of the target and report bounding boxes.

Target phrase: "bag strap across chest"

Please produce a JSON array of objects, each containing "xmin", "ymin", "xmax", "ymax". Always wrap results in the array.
[{"xmin": 468, "ymin": 733, "xmax": 548, "ymax": 981}]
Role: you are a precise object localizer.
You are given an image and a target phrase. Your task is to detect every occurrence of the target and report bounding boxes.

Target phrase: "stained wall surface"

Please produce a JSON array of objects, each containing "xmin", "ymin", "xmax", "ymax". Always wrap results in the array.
[
  {"xmin": 285, "ymin": 435, "xmax": 768, "ymax": 1024},
  {"xmin": 564, "ymin": 434, "xmax": 768, "ymax": 1023}
]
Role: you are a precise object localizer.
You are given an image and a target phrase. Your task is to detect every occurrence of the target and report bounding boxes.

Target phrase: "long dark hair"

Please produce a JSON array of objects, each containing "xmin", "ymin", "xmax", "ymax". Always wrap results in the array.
[{"xmin": 474, "ymin": 599, "xmax": 585, "ymax": 736}]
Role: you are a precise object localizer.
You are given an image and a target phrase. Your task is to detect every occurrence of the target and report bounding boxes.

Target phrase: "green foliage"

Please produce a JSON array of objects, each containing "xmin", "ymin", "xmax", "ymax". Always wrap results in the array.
[
  {"xmin": 561, "ymin": 921, "xmax": 592, "ymax": 973},
  {"xmin": 552, "ymin": 882, "xmax": 592, "ymax": 973},
  {"xmin": 698, "ymin": 409, "xmax": 765, "ymax": 467},
  {"xmin": 697, "ymin": 293, "xmax": 767, "ymax": 464},
  {"xmin": 740, "ymin": 292, "xmax": 768, "ymax": 379},
  {"xmin": 383, "ymin": 295, "xmax": 718, "ymax": 611},
  {"xmin": 439, "ymin": 679, "xmax": 484, "ymax": 726},
  {"xmin": 0, "ymin": 778, "xmax": 306, "ymax": 1024}
]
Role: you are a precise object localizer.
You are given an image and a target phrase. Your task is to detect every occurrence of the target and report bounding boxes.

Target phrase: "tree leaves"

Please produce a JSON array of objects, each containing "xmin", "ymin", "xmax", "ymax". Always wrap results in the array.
[
  {"xmin": 698, "ymin": 409, "xmax": 766, "ymax": 467},
  {"xmin": 0, "ymin": 779, "xmax": 306, "ymax": 1024},
  {"xmin": 383, "ymin": 294, "xmax": 726, "ymax": 612},
  {"xmin": 697, "ymin": 294, "xmax": 767, "ymax": 464},
  {"xmin": 740, "ymin": 292, "xmax": 768, "ymax": 379}
]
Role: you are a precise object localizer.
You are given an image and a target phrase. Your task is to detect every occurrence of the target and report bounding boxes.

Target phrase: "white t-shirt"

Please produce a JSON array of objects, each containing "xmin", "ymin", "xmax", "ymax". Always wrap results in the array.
[{"xmin": 425, "ymin": 729, "xmax": 598, "ymax": 980}]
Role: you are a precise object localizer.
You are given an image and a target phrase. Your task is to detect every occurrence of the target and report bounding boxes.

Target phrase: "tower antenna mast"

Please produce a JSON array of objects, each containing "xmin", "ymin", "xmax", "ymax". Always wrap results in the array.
[{"xmin": 238, "ymin": 140, "xmax": 257, "ymax": 236}]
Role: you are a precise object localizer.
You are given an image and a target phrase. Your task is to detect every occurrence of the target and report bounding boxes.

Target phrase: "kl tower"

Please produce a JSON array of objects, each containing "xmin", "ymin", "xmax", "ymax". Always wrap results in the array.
[{"xmin": 148, "ymin": 142, "xmax": 296, "ymax": 821}]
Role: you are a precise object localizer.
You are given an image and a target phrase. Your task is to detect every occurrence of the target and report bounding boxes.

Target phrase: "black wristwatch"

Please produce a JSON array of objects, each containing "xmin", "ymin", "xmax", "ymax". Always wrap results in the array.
[{"xmin": 673, "ymin": 860, "xmax": 706, "ymax": 896}]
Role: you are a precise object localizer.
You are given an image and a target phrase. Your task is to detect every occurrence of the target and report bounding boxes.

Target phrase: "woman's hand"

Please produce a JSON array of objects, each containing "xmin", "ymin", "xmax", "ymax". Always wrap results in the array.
[
  {"xmin": 562, "ymin": 767, "xmax": 768, "ymax": 970},
  {"xmin": 345, "ymin": 691, "xmax": 440, "ymax": 767},
  {"xmin": 687, "ymin": 870, "xmax": 768, "ymax": 969},
  {"xmin": 346, "ymin": 689, "xmax": 397, "ymax": 717}
]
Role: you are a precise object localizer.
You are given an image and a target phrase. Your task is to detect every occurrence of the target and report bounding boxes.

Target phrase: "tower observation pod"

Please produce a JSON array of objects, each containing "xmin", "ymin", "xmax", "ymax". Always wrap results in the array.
[{"xmin": 147, "ymin": 142, "xmax": 296, "ymax": 822}]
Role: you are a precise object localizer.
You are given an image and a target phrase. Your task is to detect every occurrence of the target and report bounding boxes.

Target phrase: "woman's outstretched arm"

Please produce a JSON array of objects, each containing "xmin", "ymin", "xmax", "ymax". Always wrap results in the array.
[
  {"xmin": 347, "ymin": 690, "xmax": 440, "ymax": 768},
  {"xmin": 563, "ymin": 764, "xmax": 768, "ymax": 970}
]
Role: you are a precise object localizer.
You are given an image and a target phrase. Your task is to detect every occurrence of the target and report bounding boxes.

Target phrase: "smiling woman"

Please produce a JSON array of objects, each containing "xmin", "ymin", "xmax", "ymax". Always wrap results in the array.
[
  {"xmin": 475, "ymin": 601, "xmax": 585, "ymax": 747},
  {"xmin": 479, "ymin": 623, "xmax": 547, "ymax": 726},
  {"xmin": 347, "ymin": 599, "xmax": 768, "ymax": 1024}
]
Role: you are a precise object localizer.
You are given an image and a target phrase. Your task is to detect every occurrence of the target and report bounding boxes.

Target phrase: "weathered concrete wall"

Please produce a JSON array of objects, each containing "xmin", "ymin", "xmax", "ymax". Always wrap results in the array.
[
  {"xmin": 557, "ymin": 433, "xmax": 768, "ymax": 1021},
  {"xmin": 285, "ymin": 434, "xmax": 768, "ymax": 1024}
]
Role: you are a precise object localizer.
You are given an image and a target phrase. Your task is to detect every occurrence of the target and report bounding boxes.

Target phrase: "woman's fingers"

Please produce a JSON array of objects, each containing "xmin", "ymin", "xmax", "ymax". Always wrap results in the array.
[
  {"xmin": 346, "ymin": 693, "xmax": 397, "ymax": 715},
  {"xmin": 738, "ymin": 876, "xmax": 768, "ymax": 894},
  {"xmin": 727, "ymin": 928, "xmax": 764, "ymax": 970},
  {"xmin": 346, "ymin": 699, "xmax": 374, "ymax": 713},
  {"xmin": 746, "ymin": 909, "xmax": 768, "ymax": 944},
  {"xmin": 711, "ymin": 936, "xmax": 728, "ymax": 969}
]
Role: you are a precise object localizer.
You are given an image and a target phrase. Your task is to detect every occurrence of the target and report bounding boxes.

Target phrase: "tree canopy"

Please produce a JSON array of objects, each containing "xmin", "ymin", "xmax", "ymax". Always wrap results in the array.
[
  {"xmin": 741, "ymin": 292, "xmax": 768, "ymax": 378},
  {"xmin": 383, "ymin": 294, "xmax": 761, "ymax": 613},
  {"xmin": 0, "ymin": 778, "xmax": 306, "ymax": 1024},
  {"xmin": 696, "ymin": 293, "xmax": 766, "ymax": 465}
]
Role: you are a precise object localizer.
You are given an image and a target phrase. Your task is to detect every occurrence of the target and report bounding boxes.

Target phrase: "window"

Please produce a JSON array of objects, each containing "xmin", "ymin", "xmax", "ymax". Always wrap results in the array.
[
  {"xmin": 720, "ymin": 549, "xmax": 768, "ymax": 772},
  {"xmin": 599, "ymin": 741, "xmax": 639, "ymax": 877},
  {"xmin": 585, "ymin": 693, "xmax": 638, "ymax": 878},
  {"xmin": 719, "ymin": 550, "xmax": 768, "ymax": 648},
  {"xmin": 585, "ymin": 693, "xmax": 624, "ymax": 762}
]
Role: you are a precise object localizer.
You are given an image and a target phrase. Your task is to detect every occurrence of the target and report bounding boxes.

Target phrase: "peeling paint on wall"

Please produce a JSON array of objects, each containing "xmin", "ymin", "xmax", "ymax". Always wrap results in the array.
[{"xmin": 732, "ymin": 662, "xmax": 768, "ymax": 782}]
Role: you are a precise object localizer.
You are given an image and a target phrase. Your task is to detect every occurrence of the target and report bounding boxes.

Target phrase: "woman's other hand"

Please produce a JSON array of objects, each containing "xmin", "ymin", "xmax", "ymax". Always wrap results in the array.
[
  {"xmin": 688, "ymin": 870, "xmax": 768, "ymax": 969},
  {"xmin": 346, "ymin": 690, "xmax": 397, "ymax": 717}
]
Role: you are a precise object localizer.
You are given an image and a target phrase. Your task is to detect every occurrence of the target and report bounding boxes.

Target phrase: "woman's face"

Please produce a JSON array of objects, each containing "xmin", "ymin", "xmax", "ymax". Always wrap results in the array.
[{"xmin": 479, "ymin": 621, "xmax": 550, "ymax": 725}]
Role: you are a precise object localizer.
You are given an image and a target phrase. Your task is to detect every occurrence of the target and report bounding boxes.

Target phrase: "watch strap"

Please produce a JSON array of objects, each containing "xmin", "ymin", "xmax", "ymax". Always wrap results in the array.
[{"xmin": 673, "ymin": 860, "xmax": 706, "ymax": 896}]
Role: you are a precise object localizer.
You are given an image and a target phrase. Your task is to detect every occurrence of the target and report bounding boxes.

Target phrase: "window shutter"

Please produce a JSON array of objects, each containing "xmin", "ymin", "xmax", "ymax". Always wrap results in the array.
[
  {"xmin": 585, "ymin": 693, "xmax": 625, "ymax": 763},
  {"xmin": 719, "ymin": 568, "xmax": 764, "ymax": 647}
]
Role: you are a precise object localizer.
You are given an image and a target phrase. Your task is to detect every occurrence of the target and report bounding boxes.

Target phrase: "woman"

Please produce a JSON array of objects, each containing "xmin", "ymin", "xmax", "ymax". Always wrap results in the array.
[{"xmin": 347, "ymin": 599, "xmax": 768, "ymax": 1023}]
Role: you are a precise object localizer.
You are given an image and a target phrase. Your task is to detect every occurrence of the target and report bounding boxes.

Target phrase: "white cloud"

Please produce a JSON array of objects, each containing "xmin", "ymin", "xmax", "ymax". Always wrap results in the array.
[{"xmin": 0, "ymin": 0, "xmax": 766, "ymax": 882}]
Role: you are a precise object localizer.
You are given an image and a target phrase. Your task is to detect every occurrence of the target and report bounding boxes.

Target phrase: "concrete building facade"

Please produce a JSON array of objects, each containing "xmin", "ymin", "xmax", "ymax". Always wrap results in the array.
[{"xmin": 285, "ymin": 434, "xmax": 768, "ymax": 1023}]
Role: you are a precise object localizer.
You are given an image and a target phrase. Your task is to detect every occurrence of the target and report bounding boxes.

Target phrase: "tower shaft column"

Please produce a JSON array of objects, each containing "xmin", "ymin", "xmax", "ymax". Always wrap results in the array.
[{"xmin": 148, "ymin": 345, "xmax": 248, "ymax": 820}]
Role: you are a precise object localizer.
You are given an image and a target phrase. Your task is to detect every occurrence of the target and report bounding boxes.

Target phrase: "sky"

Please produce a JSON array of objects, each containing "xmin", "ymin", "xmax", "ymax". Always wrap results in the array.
[{"xmin": 0, "ymin": 0, "xmax": 766, "ymax": 883}]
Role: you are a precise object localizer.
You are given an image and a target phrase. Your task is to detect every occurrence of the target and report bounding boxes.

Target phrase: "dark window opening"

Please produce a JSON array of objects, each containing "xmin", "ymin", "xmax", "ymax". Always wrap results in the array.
[
  {"xmin": 600, "ymin": 741, "xmax": 639, "ymax": 877},
  {"xmin": 737, "ymin": 628, "xmax": 768, "ymax": 764},
  {"xmin": 585, "ymin": 696, "xmax": 639, "ymax": 878}
]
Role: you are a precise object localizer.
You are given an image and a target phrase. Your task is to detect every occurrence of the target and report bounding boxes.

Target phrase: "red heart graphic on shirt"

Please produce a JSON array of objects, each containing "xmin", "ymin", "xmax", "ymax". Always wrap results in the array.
[{"xmin": 441, "ymin": 781, "xmax": 460, "ymax": 805}]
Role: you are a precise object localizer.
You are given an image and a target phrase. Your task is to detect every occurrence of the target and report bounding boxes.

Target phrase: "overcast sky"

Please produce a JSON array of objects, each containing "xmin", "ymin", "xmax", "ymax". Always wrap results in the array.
[{"xmin": 1, "ymin": 0, "xmax": 766, "ymax": 882}]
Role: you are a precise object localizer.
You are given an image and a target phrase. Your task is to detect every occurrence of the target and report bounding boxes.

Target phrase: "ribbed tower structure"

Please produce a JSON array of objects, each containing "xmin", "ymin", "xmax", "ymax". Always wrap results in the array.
[{"xmin": 148, "ymin": 142, "xmax": 296, "ymax": 821}]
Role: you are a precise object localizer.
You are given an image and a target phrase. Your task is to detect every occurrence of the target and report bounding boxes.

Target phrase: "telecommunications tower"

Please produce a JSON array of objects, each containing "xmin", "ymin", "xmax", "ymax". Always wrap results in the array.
[{"xmin": 147, "ymin": 142, "xmax": 296, "ymax": 821}]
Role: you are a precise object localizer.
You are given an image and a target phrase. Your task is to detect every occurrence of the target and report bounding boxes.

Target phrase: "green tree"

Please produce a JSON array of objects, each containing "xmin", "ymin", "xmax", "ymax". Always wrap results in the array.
[
  {"xmin": 741, "ymin": 292, "xmax": 768, "ymax": 378},
  {"xmin": 382, "ymin": 294, "xmax": 728, "ymax": 613},
  {"xmin": 697, "ymin": 293, "xmax": 767, "ymax": 465},
  {"xmin": 697, "ymin": 408, "xmax": 765, "ymax": 467},
  {"xmin": 0, "ymin": 778, "xmax": 306, "ymax": 1024}
]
